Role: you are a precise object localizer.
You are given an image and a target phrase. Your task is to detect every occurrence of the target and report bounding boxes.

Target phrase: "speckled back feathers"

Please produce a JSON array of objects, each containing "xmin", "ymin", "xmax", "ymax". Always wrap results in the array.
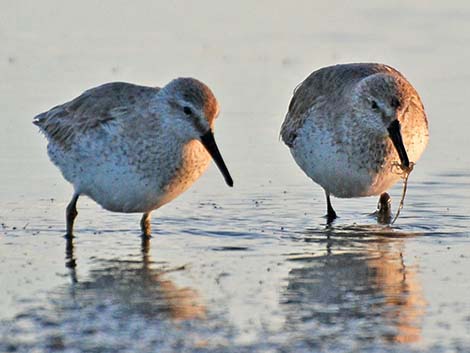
[{"xmin": 34, "ymin": 82, "xmax": 159, "ymax": 149}]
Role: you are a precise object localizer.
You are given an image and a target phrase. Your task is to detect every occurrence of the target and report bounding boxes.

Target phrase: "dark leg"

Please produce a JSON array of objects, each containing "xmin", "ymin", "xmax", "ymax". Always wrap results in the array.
[
  {"xmin": 66, "ymin": 194, "xmax": 79, "ymax": 238},
  {"xmin": 325, "ymin": 191, "xmax": 337, "ymax": 224},
  {"xmin": 141, "ymin": 235, "xmax": 150, "ymax": 267},
  {"xmin": 376, "ymin": 192, "xmax": 392, "ymax": 224},
  {"xmin": 140, "ymin": 212, "xmax": 151, "ymax": 238}
]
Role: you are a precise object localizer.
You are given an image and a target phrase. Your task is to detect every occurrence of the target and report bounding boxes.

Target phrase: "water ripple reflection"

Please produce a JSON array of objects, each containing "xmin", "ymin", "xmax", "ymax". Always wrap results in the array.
[{"xmin": 282, "ymin": 230, "xmax": 426, "ymax": 350}]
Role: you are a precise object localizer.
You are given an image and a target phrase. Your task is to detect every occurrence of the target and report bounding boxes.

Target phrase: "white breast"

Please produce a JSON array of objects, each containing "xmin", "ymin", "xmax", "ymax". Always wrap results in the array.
[
  {"xmin": 291, "ymin": 118, "xmax": 402, "ymax": 198},
  {"xmin": 48, "ymin": 128, "xmax": 211, "ymax": 213}
]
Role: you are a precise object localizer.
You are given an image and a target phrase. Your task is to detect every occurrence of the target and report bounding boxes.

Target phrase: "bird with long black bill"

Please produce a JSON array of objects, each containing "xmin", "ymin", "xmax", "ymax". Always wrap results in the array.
[
  {"xmin": 35, "ymin": 77, "xmax": 233, "ymax": 237},
  {"xmin": 281, "ymin": 63, "xmax": 428, "ymax": 222}
]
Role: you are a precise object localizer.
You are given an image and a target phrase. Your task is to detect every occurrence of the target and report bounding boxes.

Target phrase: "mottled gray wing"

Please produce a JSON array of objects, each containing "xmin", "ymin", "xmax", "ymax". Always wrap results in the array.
[
  {"xmin": 34, "ymin": 82, "xmax": 160, "ymax": 148},
  {"xmin": 280, "ymin": 63, "xmax": 399, "ymax": 147}
]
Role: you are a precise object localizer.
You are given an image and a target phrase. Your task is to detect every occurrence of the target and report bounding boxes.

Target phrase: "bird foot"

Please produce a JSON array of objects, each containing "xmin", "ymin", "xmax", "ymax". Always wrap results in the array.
[
  {"xmin": 325, "ymin": 211, "xmax": 337, "ymax": 225},
  {"xmin": 376, "ymin": 192, "xmax": 392, "ymax": 224}
]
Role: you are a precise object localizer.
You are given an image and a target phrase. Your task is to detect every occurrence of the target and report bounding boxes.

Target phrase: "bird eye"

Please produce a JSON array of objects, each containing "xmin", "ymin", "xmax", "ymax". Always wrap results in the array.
[
  {"xmin": 371, "ymin": 100, "xmax": 379, "ymax": 110},
  {"xmin": 183, "ymin": 106, "xmax": 192, "ymax": 115},
  {"xmin": 391, "ymin": 97, "xmax": 400, "ymax": 108}
]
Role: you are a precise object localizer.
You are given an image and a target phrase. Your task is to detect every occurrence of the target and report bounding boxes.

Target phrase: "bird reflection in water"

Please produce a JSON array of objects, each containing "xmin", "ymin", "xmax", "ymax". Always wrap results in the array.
[
  {"xmin": 367, "ymin": 236, "xmax": 425, "ymax": 343},
  {"xmin": 283, "ymin": 226, "xmax": 426, "ymax": 346},
  {"xmin": 64, "ymin": 236, "xmax": 205, "ymax": 322}
]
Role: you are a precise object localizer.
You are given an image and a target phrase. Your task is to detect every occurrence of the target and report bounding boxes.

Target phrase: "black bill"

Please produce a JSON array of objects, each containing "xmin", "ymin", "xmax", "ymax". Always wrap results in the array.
[
  {"xmin": 387, "ymin": 120, "xmax": 410, "ymax": 168},
  {"xmin": 200, "ymin": 130, "xmax": 234, "ymax": 187}
]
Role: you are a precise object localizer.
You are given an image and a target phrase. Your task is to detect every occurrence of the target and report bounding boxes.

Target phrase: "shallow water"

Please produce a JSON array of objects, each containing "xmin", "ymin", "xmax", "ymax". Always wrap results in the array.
[{"xmin": 1, "ymin": 1, "xmax": 470, "ymax": 352}]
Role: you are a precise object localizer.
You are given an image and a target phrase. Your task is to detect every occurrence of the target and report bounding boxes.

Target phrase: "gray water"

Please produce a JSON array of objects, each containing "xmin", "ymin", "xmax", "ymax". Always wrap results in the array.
[{"xmin": 1, "ymin": 1, "xmax": 470, "ymax": 352}]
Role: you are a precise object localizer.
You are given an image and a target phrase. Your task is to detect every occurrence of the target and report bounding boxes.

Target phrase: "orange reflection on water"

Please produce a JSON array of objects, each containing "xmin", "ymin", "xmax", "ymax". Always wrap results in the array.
[
  {"xmin": 159, "ymin": 279, "xmax": 206, "ymax": 321},
  {"xmin": 141, "ymin": 236, "xmax": 206, "ymax": 321},
  {"xmin": 66, "ymin": 236, "xmax": 206, "ymax": 322},
  {"xmin": 367, "ymin": 237, "xmax": 426, "ymax": 343}
]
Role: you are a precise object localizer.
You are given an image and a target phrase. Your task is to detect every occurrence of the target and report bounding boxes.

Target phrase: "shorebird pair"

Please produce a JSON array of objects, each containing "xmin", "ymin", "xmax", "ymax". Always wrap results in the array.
[{"xmin": 35, "ymin": 63, "xmax": 429, "ymax": 237}]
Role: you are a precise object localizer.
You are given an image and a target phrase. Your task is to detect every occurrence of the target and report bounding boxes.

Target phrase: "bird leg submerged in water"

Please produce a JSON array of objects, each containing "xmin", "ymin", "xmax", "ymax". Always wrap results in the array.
[
  {"xmin": 140, "ymin": 212, "xmax": 151, "ymax": 238},
  {"xmin": 325, "ymin": 191, "xmax": 337, "ymax": 224},
  {"xmin": 376, "ymin": 192, "xmax": 392, "ymax": 224},
  {"xmin": 375, "ymin": 162, "xmax": 414, "ymax": 225},
  {"xmin": 66, "ymin": 194, "xmax": 79, "ymax": 237}
]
